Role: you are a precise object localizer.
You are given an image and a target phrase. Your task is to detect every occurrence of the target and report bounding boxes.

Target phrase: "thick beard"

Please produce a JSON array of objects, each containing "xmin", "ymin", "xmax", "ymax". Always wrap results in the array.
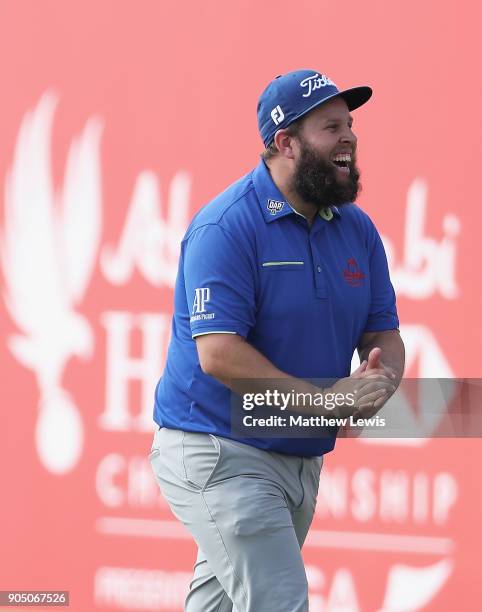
[{"xmin": 292, "ymin": 140, "xmax": 361, "ymax": 210}]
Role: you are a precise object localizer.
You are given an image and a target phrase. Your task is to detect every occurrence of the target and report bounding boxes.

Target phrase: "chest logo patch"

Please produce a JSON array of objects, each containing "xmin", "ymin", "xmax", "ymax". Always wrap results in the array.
[
  {"xmin": 343, "ymin": 257, "xmax": 365, "ymax": 287},
  {"xmin": 267, "ymin": 199, "xmax": 285, "ymax": 215}
]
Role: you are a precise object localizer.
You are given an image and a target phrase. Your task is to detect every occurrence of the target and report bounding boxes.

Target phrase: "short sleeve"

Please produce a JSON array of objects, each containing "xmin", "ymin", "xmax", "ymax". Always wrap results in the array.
[
  {"xmin": 183, "ymin": 224, "xmax": 257, "ymax": 338},
  {"xmin": 364, "ymin": 221, "xmax": 399, "ymax": 332}
]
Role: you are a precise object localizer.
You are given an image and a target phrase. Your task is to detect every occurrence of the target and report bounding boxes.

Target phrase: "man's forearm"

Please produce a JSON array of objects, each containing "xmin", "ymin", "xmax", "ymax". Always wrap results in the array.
[
  {"xmin": 196, "ymin": 333, "xmax": 390, "ymax": 418},
  {"xmin": 197, "ymin": 333, "xmax": 329, "ymax": 416}
]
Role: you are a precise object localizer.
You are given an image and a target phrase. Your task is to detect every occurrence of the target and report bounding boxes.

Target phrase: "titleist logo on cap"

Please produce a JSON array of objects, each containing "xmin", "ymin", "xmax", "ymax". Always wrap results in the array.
[{"xmin": 300, "ymin": 73, "xmax": 337, "ymax": 98}]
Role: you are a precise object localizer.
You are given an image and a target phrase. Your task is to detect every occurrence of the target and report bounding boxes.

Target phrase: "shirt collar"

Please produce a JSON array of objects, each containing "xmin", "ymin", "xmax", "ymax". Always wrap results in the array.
[
  {"xmin": 252, "ymin": 160, "xmax": 294, "ymax": 223},
  {"xmin": 252, "ymin": 159, "xmax": 340, "ymax": 224}
]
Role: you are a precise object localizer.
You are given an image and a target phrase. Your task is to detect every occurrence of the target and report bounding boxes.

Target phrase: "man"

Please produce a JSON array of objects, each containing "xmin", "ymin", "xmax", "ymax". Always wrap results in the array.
[{"xmin": 150, "ymin": 69, "xmax": 405, "ymax": 611}]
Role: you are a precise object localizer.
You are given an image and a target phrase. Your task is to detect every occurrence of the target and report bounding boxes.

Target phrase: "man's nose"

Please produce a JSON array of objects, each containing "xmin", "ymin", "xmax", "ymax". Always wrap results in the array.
[{"xmin": 340, "ymin": 126, "xmax": 357, "ymax": 146}]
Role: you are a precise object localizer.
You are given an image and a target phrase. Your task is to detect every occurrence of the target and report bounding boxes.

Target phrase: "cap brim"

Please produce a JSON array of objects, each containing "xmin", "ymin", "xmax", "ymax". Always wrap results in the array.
[{"xmin": 337, "ymin": 86, "xmax": 373, "ymax": 111}]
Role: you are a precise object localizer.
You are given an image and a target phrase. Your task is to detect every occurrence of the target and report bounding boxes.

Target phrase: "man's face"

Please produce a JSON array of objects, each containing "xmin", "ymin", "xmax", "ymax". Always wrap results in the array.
[{"xmin": 291, "ymin": 97, "xmax": 360, "ymax": 209}]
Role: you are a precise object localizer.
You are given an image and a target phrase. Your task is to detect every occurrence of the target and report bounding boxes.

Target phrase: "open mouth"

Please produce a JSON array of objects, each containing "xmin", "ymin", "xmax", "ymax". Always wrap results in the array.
[{"xmin": 331, "ymin": 153, "xmax": 351, "ymax": 174}]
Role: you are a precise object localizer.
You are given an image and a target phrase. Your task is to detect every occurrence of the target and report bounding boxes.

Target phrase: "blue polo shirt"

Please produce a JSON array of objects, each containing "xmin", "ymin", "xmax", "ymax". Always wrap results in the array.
[{"xmin": 154, "ymin": 160, "xmax": 398, "ymax": 457}]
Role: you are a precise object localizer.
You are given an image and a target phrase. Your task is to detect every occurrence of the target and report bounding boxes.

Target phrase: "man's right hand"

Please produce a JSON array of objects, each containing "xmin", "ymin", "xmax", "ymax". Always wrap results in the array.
[{"xmin": 328, "ymin": 359, "xmax": 396, "ymax": 419}]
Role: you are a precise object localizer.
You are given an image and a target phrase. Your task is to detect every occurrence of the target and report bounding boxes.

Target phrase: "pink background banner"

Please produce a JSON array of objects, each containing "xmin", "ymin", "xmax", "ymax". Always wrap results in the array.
[{"xmin": 1, "ymin": 1, "xmax": 481, "ymax": 610}]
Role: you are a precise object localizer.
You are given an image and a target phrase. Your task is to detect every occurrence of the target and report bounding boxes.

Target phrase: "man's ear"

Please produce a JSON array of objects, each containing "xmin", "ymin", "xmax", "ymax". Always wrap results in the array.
[{"xmin": 273, "ymin": 129, "xmax": 297, "ymax": 160}]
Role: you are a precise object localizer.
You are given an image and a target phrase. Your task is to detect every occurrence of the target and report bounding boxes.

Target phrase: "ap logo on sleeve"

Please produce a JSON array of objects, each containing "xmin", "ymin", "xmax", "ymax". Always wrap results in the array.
[
  {"xmin": 191, "ymin": 287, "xmax": 215, "ymax": 322},
  {"xmin": 192, "ymin": 287, "xmax": 210, "ymax": 314}
]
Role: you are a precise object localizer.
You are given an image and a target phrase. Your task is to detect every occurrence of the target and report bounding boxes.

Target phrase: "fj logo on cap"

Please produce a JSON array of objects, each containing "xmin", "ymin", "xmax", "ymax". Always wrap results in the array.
[
  {"xmin": 270, "ymin": 105, "xmax": 285, "ymax": 125},
  {"xmin": 300, "ymin": 73, "xmax": 337, "ymax": 98},
  {"xmin": 267, "ymin": 199, "xmax": 285, "ymax": 215}
]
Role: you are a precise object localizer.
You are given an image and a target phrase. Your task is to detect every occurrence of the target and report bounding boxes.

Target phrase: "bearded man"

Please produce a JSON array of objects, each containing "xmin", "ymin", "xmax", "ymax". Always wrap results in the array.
[{"xmin": 150, "ymin": 69, "xmax": 405, "ymax": 612}]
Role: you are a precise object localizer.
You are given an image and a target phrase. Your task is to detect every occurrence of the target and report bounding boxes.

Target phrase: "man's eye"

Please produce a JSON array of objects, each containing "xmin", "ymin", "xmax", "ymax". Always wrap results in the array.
[{"xmin": 326, "ymin": 124, "xmax": 338, "ymax": 130}]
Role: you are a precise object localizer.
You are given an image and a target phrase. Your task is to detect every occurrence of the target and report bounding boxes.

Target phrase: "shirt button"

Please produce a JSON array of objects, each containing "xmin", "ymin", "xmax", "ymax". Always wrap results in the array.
[{"xmin": 317, "ymin": 265, "xmax": 322, "ymax": 273}]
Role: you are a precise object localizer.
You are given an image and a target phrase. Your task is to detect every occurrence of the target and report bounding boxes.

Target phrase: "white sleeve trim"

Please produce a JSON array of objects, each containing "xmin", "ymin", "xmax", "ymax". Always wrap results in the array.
[{"xmin": 192, "ymin": 330, "xmax": 237, "ymax": 338}]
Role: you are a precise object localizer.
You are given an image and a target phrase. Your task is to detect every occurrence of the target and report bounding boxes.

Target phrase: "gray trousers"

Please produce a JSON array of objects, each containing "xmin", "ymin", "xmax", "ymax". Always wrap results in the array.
[{"xmin": 149, "ymin": 427, "xmax": 323, "ymax": 612}]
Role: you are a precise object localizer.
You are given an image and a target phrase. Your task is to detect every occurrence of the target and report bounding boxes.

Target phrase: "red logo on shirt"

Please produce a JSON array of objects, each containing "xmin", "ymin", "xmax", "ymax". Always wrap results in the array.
[{"xmin": 343, "ymin": 257, "xmax": 365, "ymax": 287}]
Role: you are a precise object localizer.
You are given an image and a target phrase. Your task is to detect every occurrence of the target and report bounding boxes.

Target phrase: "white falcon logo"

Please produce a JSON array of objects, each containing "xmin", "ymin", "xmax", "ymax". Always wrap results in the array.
[
  {"xmin": 379, "ymin": 559, "xmax": 453, "ymax": 611},
  {"xmin": 1, "ymin": 92, "xmax": 103, "ymax": 474}
]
